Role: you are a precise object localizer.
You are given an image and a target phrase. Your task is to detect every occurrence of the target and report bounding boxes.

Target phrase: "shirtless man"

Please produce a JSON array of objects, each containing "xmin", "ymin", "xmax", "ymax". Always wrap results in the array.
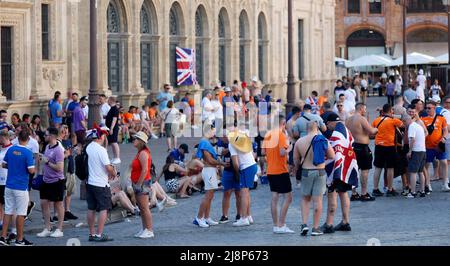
[{"xmin": 345, "ymin": 103, "xmax": 378, "ymax": 201}]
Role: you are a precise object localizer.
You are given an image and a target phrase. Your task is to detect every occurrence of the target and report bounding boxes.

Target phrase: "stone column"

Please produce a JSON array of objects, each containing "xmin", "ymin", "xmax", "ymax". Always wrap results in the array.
[
  {"xmin": 30, "ymin": 0, "xmax": 47, "ymax": 100},
  {"xmin": 68, "ymin": 0, "xmax": 80, "ymax": 91}
]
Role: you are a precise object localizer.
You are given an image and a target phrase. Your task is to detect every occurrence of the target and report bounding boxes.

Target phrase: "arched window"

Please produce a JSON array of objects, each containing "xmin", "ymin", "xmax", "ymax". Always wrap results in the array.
[
  {"xmin": 107, "ymin": 0, "xmax": 127, "ymax": 93},
  {"xmin": 239, "ymin": 11, "xmax": 250, "ymax": 82},
  {"xmin": 169, "ymin": 2, "xmax": 184, "ymax": 87},
  {"xmin": 195, "ymin": 6, "xmax": 208, "ymax": 86},
  {"xmin": 258, "ymin": 13, "xmax": 268, "ymax": 83},
  {"xmin": 218, "ymin": 8, "xmax": 230, "ymax": 85},
  {"xmin": 141, "ymin": 1, "xmax": 158, "ymax": 92}
]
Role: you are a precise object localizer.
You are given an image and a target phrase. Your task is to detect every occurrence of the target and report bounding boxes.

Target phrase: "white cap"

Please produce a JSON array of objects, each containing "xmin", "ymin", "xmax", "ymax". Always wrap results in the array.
[{"xmin": 252, "ymin": 76, "xmax": 258, "ymax": 82}]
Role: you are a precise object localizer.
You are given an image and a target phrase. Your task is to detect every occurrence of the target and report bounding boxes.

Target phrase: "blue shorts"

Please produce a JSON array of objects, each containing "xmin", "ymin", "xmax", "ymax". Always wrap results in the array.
[
  {"xmin": 426, "ymin": 148, "xmax": 447, "ymax": 163},
  {"xmin": 222, "ymin": 170, "xmax": 241, "ymax": 191},
  {"xmin": 240, "ymin": 164, "xmax": 258, "ymax": 189}
]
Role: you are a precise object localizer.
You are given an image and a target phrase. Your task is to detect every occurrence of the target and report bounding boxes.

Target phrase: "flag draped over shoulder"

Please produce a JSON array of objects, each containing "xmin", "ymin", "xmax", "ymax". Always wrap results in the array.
[
  {"xmin": 176, "ymin": 47, "xmax": 197, "ymax": 86},
  {"xmin": 325, "ymin": 122, "xmax": 359, "ymax": 188}
]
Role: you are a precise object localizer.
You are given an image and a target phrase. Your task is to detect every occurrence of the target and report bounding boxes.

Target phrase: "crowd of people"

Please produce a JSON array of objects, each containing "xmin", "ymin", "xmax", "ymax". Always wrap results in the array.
[{"xmin": 0, "ymin": 70, "xmax": 449, "ymax": 245}]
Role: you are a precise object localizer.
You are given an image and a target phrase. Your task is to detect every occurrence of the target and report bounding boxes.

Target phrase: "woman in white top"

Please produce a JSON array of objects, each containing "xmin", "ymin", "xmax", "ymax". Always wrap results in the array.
[
  {"xmin": 429, "ymin": 79, "xmax": 443, "ymax": 103},
  {"xmin": 201, "ymin": 91, "xmax": 215, "ymax": 125},
  {"xmin": 159, "ymin": 101, "xmax": 181, "ymax": 152},
  {"xmin": 211, "ymin": 92, "xmax": 224, "ymax": 137},
  {"xmin": 416, "ymin": 69, "xmax": 426, "ymax": 101}
]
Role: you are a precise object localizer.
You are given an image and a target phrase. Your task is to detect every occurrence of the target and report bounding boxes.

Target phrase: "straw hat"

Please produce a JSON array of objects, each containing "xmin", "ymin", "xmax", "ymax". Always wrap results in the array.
[
  {"xmin": 228, "ymin": 131, "xmax": 252, "ymax": 153},
  {"xmin": 133, "ymin": 131, "xmax": 149, "ymax": 144}
]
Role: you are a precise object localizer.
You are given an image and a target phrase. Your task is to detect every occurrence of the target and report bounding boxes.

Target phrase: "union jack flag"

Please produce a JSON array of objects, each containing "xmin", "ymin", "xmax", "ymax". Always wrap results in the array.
[
  {"xmin": 325, "ymin": 122, "xmax": 359, "ymax": 188},
  {"xmin": 176, "ymin": 47, "xmax": 197, "ymax": 86}
]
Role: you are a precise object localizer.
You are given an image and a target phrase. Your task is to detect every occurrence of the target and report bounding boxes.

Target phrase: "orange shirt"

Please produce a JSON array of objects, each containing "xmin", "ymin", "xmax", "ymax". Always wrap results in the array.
[
  {"xmin": 372, "ymin": 116, "xmax": 403, "ymax": 146},
  {"xmin": 148, "ymin": 109, "xmax": 157, "ymax": 119},
  {"xmin": 318, "ymin": 96, "xmax": 328, "ymax": 115},
  {"xmin": 263, "ymin": 129, "xmax": 289, "ymax": 175},
  {"xmin": 188, "ymin": 99, "xmax": 195, "ymax": 108},
  {"xmin": 123, "ymin": 112, "xmax": 133, "ymax": 124},
  {"xmin": 421, "ymin": 115, "xmax": 447, "ymax": 149},
  {"xmin": 218, "ymin": 91, "xmax": 226, "ymax": 106}
]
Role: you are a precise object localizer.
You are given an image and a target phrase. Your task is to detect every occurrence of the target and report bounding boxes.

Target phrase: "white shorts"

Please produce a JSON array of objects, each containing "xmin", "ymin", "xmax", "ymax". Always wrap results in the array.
[
  {"xmin": 202, "ymin": 167, "xmax": 218, "ymax": 191},
  {"xmin": 5, "ymin": 188, "xmax": 29, "ymax": 216}
]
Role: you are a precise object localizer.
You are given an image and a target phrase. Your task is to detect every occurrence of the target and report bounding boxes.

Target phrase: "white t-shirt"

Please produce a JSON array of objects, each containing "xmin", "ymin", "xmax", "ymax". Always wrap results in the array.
[
  {"xmin": 211, "ymin": 99, "xmax": 223, "ymax": 119},
  {"xmin": 333, "ymin": 101, "xmax": 354, "ymax": 115},
  {"xmin": 0, "ymin": 144, "xmax": 12, "ymax": 185},
  {"xmin": 360, "ymin": 79, "xmax": 368, "ymax": 89},
  {"xmin": 101, "ymin": 103, "xmax": 111, "ymax": 125},
  {"xmin": 160, "ymin": 108, "xmax": 180, "ymax": 124},
  {"xmin": 133, "ymin": 113, "xmax": 141, "ymax": 121},
  {"xmin": 12, "ymin": 136, "xmax": 39, "ymax": 154},
  {"xmin": 201, "ymin": 97, "xmax": 215, "ymax": 122},
  {"xmin": 344, "ymin": 89, "xmax": 356, "ymax": 105},
  {"xmin": 86, "ymin": 142, "xmax": 111, "ymax": 188},
  {"xmin": 408, "ymin": 121, "xmax": 426, "ymax": 152},
  {"xmin": 228, "ymin": 142, "xmax": 256, "ymax": 170},
  {"xmin": 140, "ymin": 110, "xmax": 149, "ymax": 121},
  {"xmin": 82, "ymin": 105, "xmax": 89, "ymax": 119},
  {"xmin": 416, "ymin": 75, "xmax": 426, "ymax": 101}
]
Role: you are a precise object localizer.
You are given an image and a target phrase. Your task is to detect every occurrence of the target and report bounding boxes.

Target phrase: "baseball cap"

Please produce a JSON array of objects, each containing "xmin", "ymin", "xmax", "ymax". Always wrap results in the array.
[
  {"xmin": 179, "ymin": 143, "xmax": 189, "ymax": 153},
  {"xmin": 224, "ymin": 87, "xmax": 232, "ymax": 93},
  {"xmin": 327, "ymin": 113, "xmax": 341, "ymax": 122},
  {"xmin": 303, "ymin": 104, "xmax": 312, "ymax": 110},
  {"xmin": 80, "ymin": 96, "xmax": 88, "ymax": 102}
]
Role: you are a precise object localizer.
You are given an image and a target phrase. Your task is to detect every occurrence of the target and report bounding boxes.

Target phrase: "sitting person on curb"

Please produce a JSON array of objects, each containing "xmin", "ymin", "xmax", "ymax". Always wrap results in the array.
[
  {"xmin": 156, "ymin": 156, "xmax": 192, "ymax": 198},
  {"xmin": 109, "ymin": 178, "xmax": 138, "ymax": 216},
  {"xmin": 149, "ymin": 181, "xmax": 177, "ymax": 212}
]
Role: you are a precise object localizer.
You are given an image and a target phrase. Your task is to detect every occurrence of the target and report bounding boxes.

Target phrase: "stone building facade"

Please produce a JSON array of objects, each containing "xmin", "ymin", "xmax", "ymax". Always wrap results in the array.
[
  {"xmin": 336, "ymin": 0, "xmax": 448, "ymax": 62},
  {"xmin": 0, "ymin": 0, "xmax": 336, "ymax": 122}
]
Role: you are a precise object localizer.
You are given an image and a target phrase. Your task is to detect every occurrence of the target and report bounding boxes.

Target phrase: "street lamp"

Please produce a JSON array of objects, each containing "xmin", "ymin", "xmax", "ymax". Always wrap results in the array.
[
  {"xmin": 286, "ymin": 0, "xmax": 296, "ymax": 116},
  {"xmin": 88, "ymin": 0, "xmax": 101, "ymax": 128},
  {"xmin": 395, "ymin": 0, "xmax": 409, "ymax": 94}
]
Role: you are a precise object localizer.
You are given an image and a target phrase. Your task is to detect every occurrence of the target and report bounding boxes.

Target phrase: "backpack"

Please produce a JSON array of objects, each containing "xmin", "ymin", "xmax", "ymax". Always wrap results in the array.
[{"xmin": 75, "ymin": 144, "xmax": 89, "ymax": 181}]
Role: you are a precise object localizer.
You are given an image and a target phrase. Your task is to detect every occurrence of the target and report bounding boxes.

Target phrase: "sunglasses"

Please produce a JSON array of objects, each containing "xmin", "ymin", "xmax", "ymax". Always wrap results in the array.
[
  {"xmin": 337, "ymin": 105, "xmax": 343, "ymax": 107},
  {"xmin": 426, "ymin": 107, "xmax": 434, "ymax": 110}
]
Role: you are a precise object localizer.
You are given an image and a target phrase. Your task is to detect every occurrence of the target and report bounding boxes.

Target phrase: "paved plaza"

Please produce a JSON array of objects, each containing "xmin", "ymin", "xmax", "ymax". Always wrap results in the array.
[{"xmin": 22, "ymin": 97, "xmax": 450, "ymax": 246}]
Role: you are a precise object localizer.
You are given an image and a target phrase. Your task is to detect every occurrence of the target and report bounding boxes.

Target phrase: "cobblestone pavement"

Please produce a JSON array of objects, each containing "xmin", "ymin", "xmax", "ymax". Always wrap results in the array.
[{"xmin": 21, "ymin": 96, "xmax": 450, "ymax": 246}]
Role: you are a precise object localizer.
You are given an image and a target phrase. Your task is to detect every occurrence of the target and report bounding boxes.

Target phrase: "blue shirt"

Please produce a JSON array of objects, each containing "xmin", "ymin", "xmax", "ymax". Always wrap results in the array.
[
  {"xmin": 157, "ymin": 92, "xmax": 174, "ymax": 111},
  {"xmin": 196, "ymin": 139, "xmax": 218, "ymax": 160},
  {"xmin": 3, "ymin": 145, "xmax": 35, "ymax": 191},
  {"xmin": 50, "ymin": 101, "xmax": 62, "ymax": 124},
  {"xmin": 169, "ymin": 149, "xmax": 185, "ymax": 163}
]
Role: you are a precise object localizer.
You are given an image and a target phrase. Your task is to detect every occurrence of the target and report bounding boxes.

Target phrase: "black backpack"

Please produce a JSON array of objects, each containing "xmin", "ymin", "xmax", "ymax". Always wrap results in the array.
[{"xmin": 75, "ymin": 144, "xmax": 89, "ymax": 181}]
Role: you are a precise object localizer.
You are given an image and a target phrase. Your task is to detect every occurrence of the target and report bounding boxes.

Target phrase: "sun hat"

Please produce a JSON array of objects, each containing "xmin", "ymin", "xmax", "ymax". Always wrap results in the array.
[
  {"xmin": 133, "ymin": 131, "xmax": 149, "ymax": 144},
  {"xmin": 228, "ymin": 130, "xmax": 252, "ymax": 153}
]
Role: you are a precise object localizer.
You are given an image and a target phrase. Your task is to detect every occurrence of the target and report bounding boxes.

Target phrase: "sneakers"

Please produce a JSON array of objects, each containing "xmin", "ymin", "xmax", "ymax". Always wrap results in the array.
[
  {"xmin": 401, "ymin": 187, "xmax": 410, "ymax": 196},
  {"xmin": 136, "ymin": 229, "xmax": 154, "ymax": 239},
  {"xmin": 88, "ymin": 234, "xmax": 96, "ymax": 242},
  {"xmin": 321, "ymin": 223, "xmax": 335, "ymax": 234},
  {"xmin": 151, "ymin": 133, "xmax": 159, "ymax": 140},
  {"xmin": 311, "ymin": 228, "xmax": 324, "ymax": 236},
  {"xmin": 300, "ymin": 224, "xmax": 309, "ymax": 236},
  {"xmin": 15, "ymin": 238, "xmax": 33, "ymax": 246},
  {"xmin": 350, "ymin": 193, "xmax": 361, "ymax": 201},
  {"xmin": 26, "ymin": 201, "xmax": 35, "ymax": 218},
  {"xmin": 248, "ymin": 216, "xmax": 254, "ymax": 224},
  {"xmin": 157, "ymin": 198, "xmax": 166, "ymax": 212},
  {"xmin": 273, "ymin": 226, "xmax": 280, "ymax": 234},
  {"xmin": 205, "ymin": 218, "xmax": 219, "ymax": 226},
  {"xmin": 419, "ymin": 191, "xmax": 426, "ymax": 198},
  {"xmin": 386, "ymin": 189, "xmax": 399, "ymax": 197},
  {"xmin": 425, "ymin": 186, "xmax": 431, "ymax": 195},
  {"xmin": 0, "ymin": 237, "xmax": 9, "ymax": 246},
  {"xmin": 406, "ymin": 192, "xmax": 417, "ymax": 199},
  {"xmin": 193, "ymin": 217, "xmax": 209, "ymax": 228},
  {"xmin": 7, "ymin": 233, "xmax": 16, "ymax": 242},
  {"xmin": 92, "ymin": 234, "xmax": 113, "ymax": 242},
  {"xmin": 50, "ymin": 229, "xmax": 64, "ymax": 238},
  {"xmin": 235, "ymin": 215, "xmax": 241, "ymax": 222},
  {"xmin": 442, "ymin": 183, "xmax": 450, "ymax": 192},
  {"xmin": 277, "ymin": 225, "xmax": 295, "ymax": 234},
  {"xmin": 134, "ymin": 229, "xmax": 144, "ymax": 238},
  {"xmin": 219, "ymin": 216, "xmax": 229, "ymax": 224},
  {"xmin": 360, "ymin": 193, "xmax": 376, "ymax": 201},
  {"xmin": 232, "ymin": 218, "xmax": 250, "ymax": 227},
  {"xmin": 334, "ymin": 222, "xmax": 351, "ymax": 232},
  {"xmin": 64, "ymin": 211, "xmax": 78, "ymax": 220},
  {"xmin": 372, "ymin": 189, "xmax": 384, "ymax": 197},
  {"xmin": 52, "ymin": 215, "xmax": 68, "ymax": 223},
  {"xmin": 37, "ymin": 228, "xmax": 52, "ymax": 238},
  {"xmin": 111, "ymin": 158, "xmax": 121, "ymax": 165}
]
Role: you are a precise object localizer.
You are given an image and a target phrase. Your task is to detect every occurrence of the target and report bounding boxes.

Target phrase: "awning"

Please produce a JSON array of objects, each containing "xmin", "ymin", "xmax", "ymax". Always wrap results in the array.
[
  {"xmin": 393, "ymin": 42, "xmax": 448, "ymax": 58},
  {"xmin": 346, "ymin": 54, "xmax": 393, "ymax": 68},
  {"xmin": 387, "ymin": 52, "xmax": 435, "ymax": 67}
]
